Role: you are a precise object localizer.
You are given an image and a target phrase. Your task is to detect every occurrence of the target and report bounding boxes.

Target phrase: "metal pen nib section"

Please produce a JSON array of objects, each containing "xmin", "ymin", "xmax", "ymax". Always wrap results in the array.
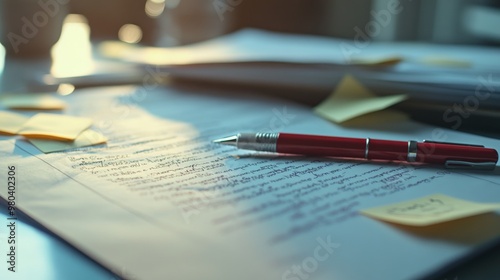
[
  {"xmin": 213, "ymin": 135, "xmax": 238, "ymax": 146},
  {"xmin": 214, "ymin": 133, "xmax": 279, "ymax": 152}
]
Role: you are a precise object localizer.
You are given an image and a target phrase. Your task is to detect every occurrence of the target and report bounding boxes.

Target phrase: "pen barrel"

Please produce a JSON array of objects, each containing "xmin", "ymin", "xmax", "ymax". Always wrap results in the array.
[
  {"xmin": 277, "ymin": 133, "xmax": 367, "ymax": 158},
  {"xmin": 367, "ymin": 139, "xmax": 409, "ymax": 161},
  {"xmin": 276, "ymin": 133, "xmax": 498, "ymax": 165},
  {"xmin": 277, "ymin": 134, "xmax": 410, "ymax": 160}
]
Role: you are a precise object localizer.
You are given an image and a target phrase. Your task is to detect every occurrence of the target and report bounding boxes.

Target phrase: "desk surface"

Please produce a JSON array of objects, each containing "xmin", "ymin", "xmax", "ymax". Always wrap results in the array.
[{"xmin": 1, "ymin": 49, "xmax": 500, "ymax": 280}]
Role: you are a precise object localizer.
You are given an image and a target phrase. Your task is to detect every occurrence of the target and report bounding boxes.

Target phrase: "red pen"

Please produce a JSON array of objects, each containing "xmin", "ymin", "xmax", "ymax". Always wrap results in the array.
[{"xmin": 213, "ymin": 132, "xmax": 498, "ymax": 170}]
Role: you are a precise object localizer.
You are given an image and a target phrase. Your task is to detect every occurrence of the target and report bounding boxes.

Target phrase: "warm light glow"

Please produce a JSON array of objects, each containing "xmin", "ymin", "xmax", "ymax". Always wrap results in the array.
[
  {"xmin": 118, "ymin": 24, "xmax": 143, "ymax": 44},
  {"xmin": 99, "ymin": 40, "xmax": 242, "ymax": 66},
  {"xmin": 0, "ymin": 44, "xmax": 5, "ymax": 77},
  {"xmin": 57, "ymin": 83, "xmax": 75, "ymax": 95},
  {"xmin": 145, "ymin": 0, "xmax": 165, "ymax": 18},
  {"xmin": 51, "ymin": 14, "xmax": 94, "ymax": 78}
]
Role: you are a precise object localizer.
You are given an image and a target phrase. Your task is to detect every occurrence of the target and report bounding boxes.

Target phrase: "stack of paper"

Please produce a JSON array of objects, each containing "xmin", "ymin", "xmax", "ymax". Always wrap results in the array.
[{"xmin": 98, "ymin": 29, "xmax": 500, "ymax": 112}]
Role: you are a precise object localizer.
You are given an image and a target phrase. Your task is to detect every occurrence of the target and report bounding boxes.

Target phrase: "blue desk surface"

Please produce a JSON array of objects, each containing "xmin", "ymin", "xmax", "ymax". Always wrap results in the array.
[{"xmin": 0, "ymin": 200, "xmax": 116, "ymax": 280}]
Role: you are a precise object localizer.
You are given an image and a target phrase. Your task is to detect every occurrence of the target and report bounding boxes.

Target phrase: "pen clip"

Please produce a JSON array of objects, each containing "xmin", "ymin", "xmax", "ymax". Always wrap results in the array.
[
  {"xmin": 423, "ymin": 140, "xmax": 484, "ymax": 147},
  {"xmin": 445, "ymin": 160, "xmax": 497, "ymax": 170}
]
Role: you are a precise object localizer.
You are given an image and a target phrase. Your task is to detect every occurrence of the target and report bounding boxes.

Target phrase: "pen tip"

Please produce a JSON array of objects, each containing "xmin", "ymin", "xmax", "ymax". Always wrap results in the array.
[{"xmin": 213, "ymin": 135, "xmax": 238, "ymax": 146}]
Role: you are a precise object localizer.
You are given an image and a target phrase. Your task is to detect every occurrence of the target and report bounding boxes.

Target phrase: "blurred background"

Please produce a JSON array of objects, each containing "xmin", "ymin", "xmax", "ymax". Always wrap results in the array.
[
  {"xmin": 1, "ymin": 0, "xmax": 499, "ymax": 132},
  {"xmin": 3, "ymin": 0, "xmax": 499, "ymax": 51},
  {"xmin": 66, "ymin": 0, "xmax": 500, "ymax": 46},
  {"xmin": 0, "ymin": 0, "xmax": 499, "ymax": 58}
]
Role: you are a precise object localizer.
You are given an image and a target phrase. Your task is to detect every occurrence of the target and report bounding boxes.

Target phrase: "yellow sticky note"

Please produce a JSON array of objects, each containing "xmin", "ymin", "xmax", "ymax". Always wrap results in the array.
[
  {"xmin": 0, "ymin": 94, "xmax": 66, "ymax": 110},
  {"xmin": 19, "ymin": 113, "xmax": 93, "ymax": 141},
  {"xmin": 0, "ymin": 111, "xmax": 30, "ymax": 135},
  {"xmin": 29, "ymin": 129, "xmax": 107, "ymax": 153},
  {"xmin": 360, "ymin": 194, "xmax": 500, "ymax": 226},
  {"xmin": 350, "ymin": 56, "xmax": 403, "ymax": 66},
  {"xmin": 314, "ymin": 75, "xmax": 407, "ymax": 123}
]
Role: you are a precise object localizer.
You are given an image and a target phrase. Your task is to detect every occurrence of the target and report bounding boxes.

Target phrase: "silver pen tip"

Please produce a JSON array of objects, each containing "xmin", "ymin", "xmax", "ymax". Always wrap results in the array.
[{"xmin": 213, "ymin": 135, "xmax": 238, "ymax": 146}]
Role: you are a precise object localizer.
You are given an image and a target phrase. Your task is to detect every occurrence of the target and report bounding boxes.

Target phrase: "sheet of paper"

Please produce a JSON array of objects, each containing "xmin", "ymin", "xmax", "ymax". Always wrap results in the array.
[
  {"xmin": 0, "ymin": 111, "xmax": 29, "ymax": 135},
  {"xmin": 28, "ymin": 129, "xmax": 107, "ymax": 153},
  {"xmin": 98, "ymin": 28, "xmax": 500, "ymax": 69},
  {"xmin": 421, "ymin": 57, "xmax": 472, "ymax": 68},
  {"xmin": 18, "ymin": 113, "xmax": 93, "ymax": 141},
  {"xmin": 0, "ymin": 93, "xmax": 66, "ymax": 110},
  {"xmin": 1, "ymin": 85, "xmax": 500, "ymax": 280},
  {"xmin": 314, "ymin": 75, "xmax": 407, "ymax": 123},
  {"xmin": 361, "ymin": 194, "xmax": 500, "ymax": 226},
  {"xmin": 97, "ymin": 29, "xmax": 500, "ymax": 110},
  {"xmin": 99, "ymin": 29, "xmax": 352, "ymax": 65},
  {"xmin": 349, "ymin": 56, "xmax": 403, "ymax": 66}
]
